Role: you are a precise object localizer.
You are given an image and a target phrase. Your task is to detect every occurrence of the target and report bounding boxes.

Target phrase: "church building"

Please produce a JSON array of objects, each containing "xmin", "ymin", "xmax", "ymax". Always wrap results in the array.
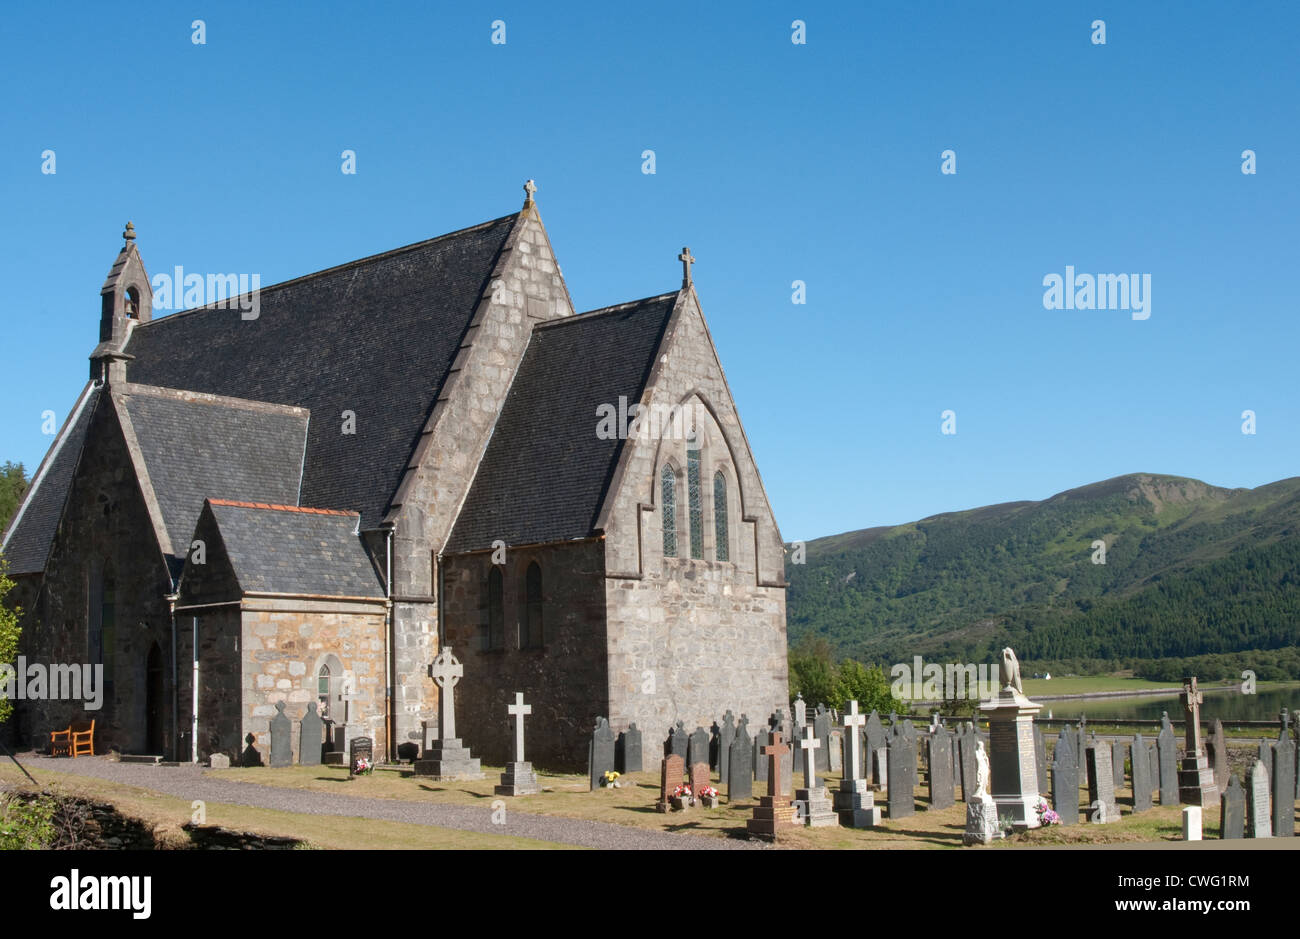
[{"xmin": 2, "ymin": 184, "xmax": 788, "ymax": 767}]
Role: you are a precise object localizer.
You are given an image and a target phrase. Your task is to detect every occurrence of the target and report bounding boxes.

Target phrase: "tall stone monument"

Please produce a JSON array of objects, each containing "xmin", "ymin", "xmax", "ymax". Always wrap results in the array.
[
  {"xmin": 1176, "ymin": 677, "xmax": 1218, "ymax": 806},
  {"xmin": 795, "ymin": 725, "xmax": 838, "ymax": 827},
  {"xmin": 979, "ymin": 647, "xmax": 1042, "ymax": 829},
  {"xmin": 834, "ymin": 700, "xmax": 879, "ymax": 827},
  {"xmin": 495, "ymin": 692, "xmax": 539, "ymax": 796},
  {"xmin": 413, "ymin": 647, "xmax": 484, "ymax": 780}
]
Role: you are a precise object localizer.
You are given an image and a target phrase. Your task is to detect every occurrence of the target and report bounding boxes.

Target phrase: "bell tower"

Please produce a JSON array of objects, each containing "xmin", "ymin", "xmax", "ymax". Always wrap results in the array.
[{"xmin": 91, "ymin": 221, "xmax": 153, "ymax": 382}]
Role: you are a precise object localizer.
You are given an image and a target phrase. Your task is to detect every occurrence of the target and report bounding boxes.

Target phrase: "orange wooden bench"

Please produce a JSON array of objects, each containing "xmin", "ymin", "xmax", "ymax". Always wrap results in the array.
[{"xmin": 50, "ymin": 719, "xmax": 95, "ymax": 757}]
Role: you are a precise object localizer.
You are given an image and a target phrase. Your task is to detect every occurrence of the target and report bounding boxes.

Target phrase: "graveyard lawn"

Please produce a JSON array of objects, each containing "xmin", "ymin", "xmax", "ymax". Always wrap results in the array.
[
  {"xmin": 201, "ymin": 763, "xmax": 1228, "ymax": 848},
  {"xmin": 0, "ymin": 764, "xmax": 579, "ymax": 850}
]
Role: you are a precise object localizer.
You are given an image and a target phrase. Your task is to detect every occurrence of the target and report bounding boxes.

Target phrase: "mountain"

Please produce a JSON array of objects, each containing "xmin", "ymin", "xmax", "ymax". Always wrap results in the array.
[{"xmin": 786, "ymin": 473, "xmax": 1300, "ymax": 665}]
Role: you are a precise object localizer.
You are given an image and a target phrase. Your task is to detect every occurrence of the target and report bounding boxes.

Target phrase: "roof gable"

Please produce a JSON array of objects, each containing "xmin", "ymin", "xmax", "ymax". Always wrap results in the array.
[{"xmin": 123, "ymin": 213, "xmax": 519, "ymax": 528}]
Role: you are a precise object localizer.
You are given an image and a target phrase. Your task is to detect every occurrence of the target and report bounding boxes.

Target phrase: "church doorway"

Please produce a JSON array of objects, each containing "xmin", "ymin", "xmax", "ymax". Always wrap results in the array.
[{"xmin": 145, "ymin": 643, "xmax": 165, "ymax": 755}]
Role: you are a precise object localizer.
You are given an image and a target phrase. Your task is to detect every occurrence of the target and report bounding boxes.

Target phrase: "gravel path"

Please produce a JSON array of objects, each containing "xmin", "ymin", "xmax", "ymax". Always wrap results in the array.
[{"xmin": 15, "ymin": 755, "xmax": 763, "ymax": 851}]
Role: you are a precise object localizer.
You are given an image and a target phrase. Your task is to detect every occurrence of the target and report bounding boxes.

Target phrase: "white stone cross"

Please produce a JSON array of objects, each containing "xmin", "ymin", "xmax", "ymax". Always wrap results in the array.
[
  {"xmin": 428, "ymin": 647, "xmax": 464, "ymax": 740},
  {"xmin": 799, "ymin": 724, "xmax": 821, "ymax": 790},
  {"xmin": 507, "ymin": 692, "xmax": 532, "ymax": 763},
  {"xmin": 678, "ymin": 246, "xmax": 695, "ymax": 287},
  {"xmin": 843, "ymin": 700, "xmax": 865, "ymax": 781}
]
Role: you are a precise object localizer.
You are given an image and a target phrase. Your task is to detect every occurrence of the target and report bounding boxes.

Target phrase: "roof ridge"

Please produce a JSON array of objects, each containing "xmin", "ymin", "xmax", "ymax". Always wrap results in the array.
[
  {"xmin": 115, "ymin": 382, "xmax": 310, "ymax": 416},
  {"xmin": 134, "ymin": 212, "xmax": 521, "ymax": 328},
  {"xmin": 535, "ymin": 290, "xmax": 679, "ymax": 330},
  {"xmin": 207, "ymin": 498, "xmax": 357, "ymax": 517}
]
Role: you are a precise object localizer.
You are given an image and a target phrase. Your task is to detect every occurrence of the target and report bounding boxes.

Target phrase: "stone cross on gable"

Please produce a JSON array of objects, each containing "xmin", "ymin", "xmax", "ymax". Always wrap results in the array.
[
  {"xmin": 799, "ymin": 724, "xmax": 821, "ymax": 790},
  {"xmin": 428, "ymin": 647, "xmax": 465, "ymax": 741},
  {"xmin": 843, "ymin": 700, "xmax": 865, "ymax": 781},
  {"xmin": 762, "ymin": 731, "xmax": 790, "ymax": 798},
  {"xmin": 523, "ymin": 179, "xmax": 537, "ymax": 204},
  {"xmin": 678, "ymin": 246, "xmax": 695, "ymax": 287},
  {"xmin": 507, "ymin": 692, "xmax": 532, "ymax": 763},
  {"xmin": 1181, "ymin": 676, "xmax": 1204, "ymax": 754}
]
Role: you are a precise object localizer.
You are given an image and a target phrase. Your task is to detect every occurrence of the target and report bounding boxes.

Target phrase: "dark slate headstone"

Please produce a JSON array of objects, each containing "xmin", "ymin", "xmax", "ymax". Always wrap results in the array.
[
  {"xmin": 887, "ymin": 725, "xmax": 916, "ymax": 819},
  {"xmin": 688, "ymin": 726, "xmax": 710, "ymax": 774},
  {"xmin": 959, "ymin": 724, "xmax": 979, "ymax": 802},
  {"xmin": 1131, "ymin": 735, "xmax": 1153, "ymax": 814},
  {"xmin": 269, "ymin": 700, "xmax": 292, "ymax": 768},
  {"xmin": 753, "ymin": 732, "xmax": 768, "ymax": 783},
  {"xmin": 709, "ymin": 721, "xmax": 721, "ymax": 770},
  {"xmin": 1086, "ymin": 741, "xmax": 1118, "ymax": 818},
  {"xmin": 1258, "ymin": 737, "xmax": 1273, "ymax": 779},
  {"xmin": 1034, "ymin": 724, "xmax": 1048, "ymax": 796},
  {"xmin": 669, "ymin": 720, "xmax": 688, "ymax": 760},
  {"xmin": 1273, "ymin": 732, "xmax": 1295, "ymax": 837},
  {"xmin": 865, "ymin": 710, "xmax": 887, "ymax": 787},
  {"xmin": 1157, "ymin": 716, "xmax": 1179, "ymax": 805},
  {"xmin": 1111, "ymin": 740, "xmax": 1127, "ymax": 794},
  {"xmin": 616, "ymin": 722, "xmax": 643, "ymax": 774},
  {"xmin": 1247, "ymin": 760, "xmax": 1271, "ymax": 838},
  {"xmin": 588, "ymin": 718, "xmax": 616, "ymax": 790},
  {"xmin": 1207, "ymin": 719, "xmax": 1229, "ymax": 796},
  {"xmin": 299, "ymin": 701, "xmax": 323, "ymax": 767},
  {"xmin": 1220, "ymin": 775, "xmax": 1245, "ymax": 840},
  {"xmin": 928, "ymin": 725, "xmax": 955, "ymax": 810},
  {"xmin": 1051, "ymin": 728, "xmax": 1079, "ymax": 824},
  {"xmin": 348, "ymin": 736, "xmax": 373, "ymax": 775},
  {"xmin": 813, "ymin": 704, "xmax": 832, "ymax": 773},
  {"xmin": 728, "ymin": 719, "xmax": 753, "ymax": 802},
  {"xmin": 719, "ymin": 711, "xmax": 736, "ymax": 784},
  {"xmin": 1148, "ymin": 740, "xmax": 1160, "ymax": 798}
]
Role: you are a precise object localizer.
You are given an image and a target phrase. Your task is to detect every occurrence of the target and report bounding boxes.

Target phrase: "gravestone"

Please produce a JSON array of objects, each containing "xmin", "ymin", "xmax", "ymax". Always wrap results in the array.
[
  {"xmin": 835, "ymin": 701, "xmax": 879, "ymax": 827},
  {"xmin": 746, "ymin": 732, "xmax": 797, "ymax": 838},
  {"xmin": 774, "ymin": 706, "xmax": 790, "ymax": 743},
  {"xmin": 669, "ymin": 721, "xmax": 688, "ymax": 760},
  {"xmin": 728, "ymin": 718, "xmax": 754, "ymax": 802},
  {"xmin": 588, "ymin": 717, "xmax": 617, "ymax": 791},
  {"xmin": 983, "ymin": 656, "xmax": 1044, "ymax": 828},
  {"xmin": 348, "ymin": 736, "xmax": 373, "ymax": 776},
  {"xmin": 657, "ymin": 754, "xmax": 685, "ymax": 813},
  {"xmin": 829, "ymin": 729, "xmax": 843, "ymax": 773},
  {"xmin": 1148, "ymin": 741, "xmax": 1160, "ymax": 799},
  {"xmin": 1051, "ymin": 728, "xmax": 1079, "ymax": 823},
  {"xmin": 1086, "ymin": 740, "xmax": 1118, "ymax": 823},
  {"xmin": 413, "ymin": 647, "xmax": 483, "ymax": 779},
  {"xmin": 1177, "ymin": 677, "xmax": 1218, "ymax": 806},
  {"xmin": 928, "ymin": 724, "xmax": 955, "ymax": 810},
  {"xmin": 688, "ymin": 726, "xmax": 710, "ymax": 774},
  {"xmin": 1034, "ymin": 725, "xmax": 1048, "ymax": 804},
  {"xmin": 958, "ymin": 724, "xmax": 978, "ymax": 802},
  {"xmin": 1182, "ymin": 806, "xmax": 1202, "ymax": 841},
  {"xmin": 209, "ymin": 753, "xmax": 231, "ymax": 769},
  {"xmin": 1111, "ymin": 740, "xmax": 1127, "ymax": 793},
  {"xmin": 1273, "ymin": 716, "xmax": 1295, "ymax": 837},
  {"xmin": 813, "ymin": 704, "xmax": 831, "ymax": 773},
  {"xmin": 865, "ymin": 710, "xmax": 887, "ymax": 786},
  {"xmin": 1247, "ymin": 760, "xmax": 1271, "ymax": 838},
  {"xmin": 1207, "ymin": 719, "xmax": 1229, "ymax": 796},
  {"xmin": 873, "ymin": 747, "xmax": 889, "ymax": 791},
  {"xmin": 793, "ymin": 694, "xmax": 806, "ymax": 736},
  {"xmin": 298, "ymin": 702, "xmax": 323, "ymax": 767},
  {"xmin": 690, "ymin": 762, "xmax": 711, "ymax": 805},
  {"xmin": 616, "ymin": 722, "xmax": 643, "ymax": 774},
  {"xmin": 963, "ymin": 739, "xmax": 1000, "ymax": 845},
  {"xmin": 1131, "ymin": 735, "xmax": 1153, "ymax": 813},
  {"xmin": 753, "ymin": 732, "xmax": 769, "ymax": 784},
  {"xmin": 1219, "ymin": 775, "xmax": 1245, "ymax": 840},
  {"xmin": 887, "ymin": 725, "xmax": 916, "ymax": 819},
  {"xmin": 269, "ymin": 700, "xmax": 292, "ymax": 768},
  {"xmin": 496, "ymin": 692, "xmax": 539, "ymax": 796},
  {"xmin": 1257, "ymin": 737, "xmax": 1273, "ymax": 779},
  {"xmin": 1156, "ymin": 714, "xmax": 1179, "ymax": 805},
  {"xmin": 718, "ymin": 711, "xmax": 735, "ymax": 784},
  {"xmin": 796, "ymin": 725, "xmax": 837, "ymax": 826}
]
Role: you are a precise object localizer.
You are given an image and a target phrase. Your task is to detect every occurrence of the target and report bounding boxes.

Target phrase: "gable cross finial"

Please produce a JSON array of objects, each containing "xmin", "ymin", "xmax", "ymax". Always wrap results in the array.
[
  {"xmin": 123, "ymin": 221, "xmax": 136, "ymax": 244},
  {"xmin": 523, "ymin": 179, "xmax": 537, "ymax": 205},
  {"xmin": 678, "ymin": 246, "xmax": 695, "ymax": 288}
]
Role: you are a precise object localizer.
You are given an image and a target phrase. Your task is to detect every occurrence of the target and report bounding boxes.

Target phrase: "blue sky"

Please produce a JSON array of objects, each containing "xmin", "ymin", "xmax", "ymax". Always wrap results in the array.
[{"xmin": 2, "ymin": 2, "xmax": 1297, "ymax": 542}]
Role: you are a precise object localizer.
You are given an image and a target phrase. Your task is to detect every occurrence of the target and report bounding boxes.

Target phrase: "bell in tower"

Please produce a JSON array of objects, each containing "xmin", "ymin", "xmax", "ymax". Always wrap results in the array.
[{"xmin": 91, "ymin": 221, "xmax": 154, "ymax": 382}]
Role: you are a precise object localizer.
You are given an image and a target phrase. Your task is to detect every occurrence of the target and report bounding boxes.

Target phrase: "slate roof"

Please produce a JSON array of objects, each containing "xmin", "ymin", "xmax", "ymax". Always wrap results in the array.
[
  {"xmin": 124, "ymin": 213, "xmax": 518, "ymax": 528},
  {"xmin": 1, "ymin": 383, "xmax": 101, "ymax": 575},
  {"xmin": 444, "ymin": 292, "xmax": 679, "ymax": 553},
  {"xmin": 200, "ymin": 500, "xmax": 383, "ymax": 598},
  {"xmin": 115, "ymin": 386, "xmax": 309, "ymax": 570}
]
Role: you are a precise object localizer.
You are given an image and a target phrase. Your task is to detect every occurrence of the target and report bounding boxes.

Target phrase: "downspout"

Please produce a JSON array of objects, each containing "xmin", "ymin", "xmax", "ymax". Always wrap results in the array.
[
  {"xmin": 191, "ymin": 615, "xmax": 199, "ymax": 764},
  {"xmin": 384, "ymin": 525, "xmax": 394, "ymax": 763},
  {"xmin": 165, "ymin": 592, "xmax": 178, "ymax": 763}
]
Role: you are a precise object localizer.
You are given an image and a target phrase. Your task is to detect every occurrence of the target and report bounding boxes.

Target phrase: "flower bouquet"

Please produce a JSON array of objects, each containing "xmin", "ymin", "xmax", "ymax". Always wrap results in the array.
[
  {"xmin": 1035, "ymin": 799, "xmax": 1060, "ymax": 826},
  {"xmin": 698, "ymin": 784, "xmax": 720, "ymax": 808},
  {"xmin": 351, "ymin": 755, "xmax": 374, "ymax": 776},
  {"xmin": 601, "ymin": 770, "xmax": 621, "ymax": 788},
  {"xmin": 671, "ymin": 783, "xmax": 693, "ymax": 810}
]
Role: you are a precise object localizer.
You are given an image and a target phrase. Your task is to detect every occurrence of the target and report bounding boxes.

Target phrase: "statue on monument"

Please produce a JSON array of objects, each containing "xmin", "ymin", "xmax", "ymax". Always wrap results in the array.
[{"xmin": 999, "ymin": 647, "xmax": 1024, "ymax": 695}]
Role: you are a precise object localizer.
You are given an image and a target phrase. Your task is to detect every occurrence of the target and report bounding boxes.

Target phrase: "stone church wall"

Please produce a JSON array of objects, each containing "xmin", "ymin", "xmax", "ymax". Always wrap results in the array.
[{"xmin": 440, "ymin": 539, "xmax": 607, "ymax": 769}]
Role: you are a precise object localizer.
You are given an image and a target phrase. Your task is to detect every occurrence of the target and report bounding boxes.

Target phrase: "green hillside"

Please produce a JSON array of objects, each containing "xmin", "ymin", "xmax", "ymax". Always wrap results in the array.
[{"xmin": 786, "ymin": 473, "xmax": 1300, "ymax": 666}]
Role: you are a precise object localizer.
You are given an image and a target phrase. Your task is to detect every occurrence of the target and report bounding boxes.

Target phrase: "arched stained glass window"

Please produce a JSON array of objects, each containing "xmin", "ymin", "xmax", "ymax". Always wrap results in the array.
[
  {"xmin": 524, "ymin": 562, "xmax": 543, "ymax": 649},
  {"xmin": 318, "ymin": 665, "xmax": 331, "ymax": 718},
  {"xmin": 687, "ymin": 437, "xmax": 703, "ymax": 560},
  {"xmin": 714, "ymin": 471, "xmax": 729, "ymax": 562},
  {"xmin": 661, "ymin": 465, "xmax": 678, "ymax": 558}
]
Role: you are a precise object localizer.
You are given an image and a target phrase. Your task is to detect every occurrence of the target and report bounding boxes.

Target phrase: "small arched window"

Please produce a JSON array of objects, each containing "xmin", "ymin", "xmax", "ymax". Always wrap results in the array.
[
  {"xmin": 687, "ymin": 433, "xmax": 703, "ymax": 560},
  {"xmin": 714, "ymin": 471, "xmax": 729, "ymax": 562},
  {"xmin": 483, "ymin": 566, "xmax": 505, "ymax": 650},
  {"xmin": 317, "ymin": 664, "xmax": 331, "ymax": 719},
  {"xmin": 524, "ymin": 562, "xmax": 543, "ymax": 649},
  {"xmin": 661, "ymin": 465, "xmax": 678, "ymax": 558}
]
